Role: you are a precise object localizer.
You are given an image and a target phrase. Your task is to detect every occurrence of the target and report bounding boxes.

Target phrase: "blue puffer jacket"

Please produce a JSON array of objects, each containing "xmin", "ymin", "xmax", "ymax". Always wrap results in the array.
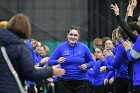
[{"xmin": 0, "ymin": 29, "xmax": 53, "ymax": 93}]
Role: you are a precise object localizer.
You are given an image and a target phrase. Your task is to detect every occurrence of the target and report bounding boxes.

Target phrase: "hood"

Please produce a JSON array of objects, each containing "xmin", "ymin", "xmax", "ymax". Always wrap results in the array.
[{"xmin": 0, "ymin": 29, "xmax": 22, "ymax": 46}]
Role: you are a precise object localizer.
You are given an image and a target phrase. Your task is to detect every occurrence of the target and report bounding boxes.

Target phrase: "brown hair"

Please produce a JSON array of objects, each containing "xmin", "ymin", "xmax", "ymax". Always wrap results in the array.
[
  {"xmin": 102, "ymin": 37, "xmax": 111, "ymax": 48},
  {"xmin": 112, "ymin": 26, "xmax": 129, "ymax": 42},
  {"xmin": 95, "ymin": 46, "xmax": 104, "ymax": 53},
  {"xmin": 7, "ymin": 13, "xmax": 31, "ymax": 39},
  {"xmin": 67, "ymin": 26, "xmax": 80, "ymax": 34},
  {"xmin": 93, "ymin": 38, "xmax": 102, "ymax": 46},
  {"xmin": 128, "ymin": 21, "xmax": 140, "ymax": 34}
]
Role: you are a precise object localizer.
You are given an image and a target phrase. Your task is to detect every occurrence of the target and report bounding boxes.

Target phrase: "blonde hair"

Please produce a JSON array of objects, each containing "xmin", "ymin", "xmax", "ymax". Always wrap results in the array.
[
  {"xmin": 43, "ymin": 45, "xmax": 49, "ymax": 52},
  {"xmin": 0, "ymin": 21, "xmax": 8, "ymax": 28}
]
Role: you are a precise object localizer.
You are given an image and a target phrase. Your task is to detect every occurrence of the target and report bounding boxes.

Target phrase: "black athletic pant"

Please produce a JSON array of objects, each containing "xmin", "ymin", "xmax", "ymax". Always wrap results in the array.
[
  {"xmin": 57, "ymin": 78, "xmax": 88, "ymax": 93},
  {"xmin": 27, "ymin": 84, "xmax": 35, "ymax": 93},
  {"xmin": 113, "ymin": 77, "xmax": 130, "ymax": 93},
  {"xmin": 134, "ymin": 86, "xmax": 140, "ymax": 93},
  {"xmin": 92, "ymin": 85, "xmax": 107, "ymax": 93}
]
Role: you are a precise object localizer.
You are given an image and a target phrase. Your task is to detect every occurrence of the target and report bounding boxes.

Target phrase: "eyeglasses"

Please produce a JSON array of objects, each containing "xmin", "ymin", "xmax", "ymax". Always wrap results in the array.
[{"xmin": 69, "ymin": 33, "xmax": 78, "ymax": 37}]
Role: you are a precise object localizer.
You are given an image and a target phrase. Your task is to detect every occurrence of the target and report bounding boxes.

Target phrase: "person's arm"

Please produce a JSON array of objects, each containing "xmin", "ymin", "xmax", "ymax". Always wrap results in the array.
[
  {"xmin": 127, "ymin": 16, "xmax": 133, "ymax": 23},
  {"xmin": 112, "ymin": 44, "xmax": 126, "ymax": 69},
  {"xmin": 105, "ymin": 71, "xmax": 115, "ymax": 80},
  {"xmin": 111, "ymin": 3, "xmax": 137, "ymax": 43},
  {"xmin": 116, "ymin": 15, "xmax": 137, "ymax": 43},
  {"xmin": 122, "ymin": 40, "xmax": 140, "ymax": 61},
  {"xmin": 87, "ymin": 61, "xmax": 100, "ymax": 77},
  {"xmin": 85, "ymin": 46, "xmax": 95, "ymax": 68},
  {"xmin": 125, "ymin": 0, "xmax": 137, "ymax": 22},
  {"xmin": 19, "ymin": 45, "xmax": 53, "ymax": 81},
  {"xmin": 127, "ymin": 49, "xmax": 140, "ymax": 61},
  {"xmin": 79, "ymin": 45, "xmax": 95, "ymax": 70},
  {"xmin": 103, "ymin": 56, "xmax": 114, "ymax": 71},
  {"xmin": 19, "ymin": 45, "xmax": 65, "ymax": 81},
  {"xmin": 48, "ymin": 46, "xmax": 61, "ymax": 66}
]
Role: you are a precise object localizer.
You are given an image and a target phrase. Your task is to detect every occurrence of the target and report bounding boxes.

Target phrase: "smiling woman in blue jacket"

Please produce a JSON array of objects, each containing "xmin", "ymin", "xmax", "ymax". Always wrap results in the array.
[{"xmin": 48, "ymin": 26, "xmax": 94, "ymax": 93}]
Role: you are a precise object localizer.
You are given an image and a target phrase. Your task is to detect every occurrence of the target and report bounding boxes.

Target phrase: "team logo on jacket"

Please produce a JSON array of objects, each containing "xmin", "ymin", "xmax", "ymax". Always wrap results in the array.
[{"xmin": 64, "ymin": 50, "xmax": 69, "ymax": 55}]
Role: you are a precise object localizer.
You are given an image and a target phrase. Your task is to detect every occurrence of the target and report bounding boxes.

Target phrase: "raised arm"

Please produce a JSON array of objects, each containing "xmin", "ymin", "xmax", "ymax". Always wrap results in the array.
[
  {"xmin": 125, "ymin": 0, "xmax": 137, "ymax": 22},
  {"xmin": 110, "ymin": 3, "xmax": 138, "ymax": 43}
]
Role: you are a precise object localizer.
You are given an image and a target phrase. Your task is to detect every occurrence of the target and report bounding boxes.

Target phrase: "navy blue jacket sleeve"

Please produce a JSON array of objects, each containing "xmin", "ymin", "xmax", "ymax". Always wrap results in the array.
[
  {"xmin": 116, "ymin": 15, "xmax": 137, "ymax": 43},
  {"xmin": 19, "ymin": 45, "xmax": 53, "ymax": 81}
]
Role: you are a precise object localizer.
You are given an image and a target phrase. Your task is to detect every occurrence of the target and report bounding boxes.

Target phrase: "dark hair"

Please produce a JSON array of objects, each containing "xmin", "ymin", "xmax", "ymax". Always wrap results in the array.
[
  {"xmin": 95, "ymin": 46, "xmax": 104, "ymax": 52},
  {"xmin": 128, "ymin": 21, "xmax": 140, "ymax": 34},
  {"xmin": 7, "ymin": 13, "xmax": 31, "ymax": 39},
  {"xmin": 67, "ymin": 26, "xmax": 80, "ymax": 34},
  {"xmin": 102, "ymin": 37, "xmax": 111, "ymax": 48}
]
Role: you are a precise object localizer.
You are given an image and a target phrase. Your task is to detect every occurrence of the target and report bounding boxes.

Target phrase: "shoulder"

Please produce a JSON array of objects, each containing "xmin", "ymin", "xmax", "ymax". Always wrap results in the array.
[
  {"xmin": 7, "ymin": 43, "xmax": 29, "ymax": 55},
  {"xmin": 54, "ymin": 42, "xmax": 68, "ymax": 51},
  {"xmin": 77, "ymin": 42, "xmax": 88, "ymax": 48}
]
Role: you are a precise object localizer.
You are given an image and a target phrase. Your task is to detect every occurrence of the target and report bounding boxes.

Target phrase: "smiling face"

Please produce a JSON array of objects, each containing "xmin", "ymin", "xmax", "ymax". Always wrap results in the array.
[
  {"xmin": 67, "ymin": 29, "xmax": 80, "ymax": 46},
  {"xmin": 105, "ymin": 40, "xmax": 114, "ymax": 50}
]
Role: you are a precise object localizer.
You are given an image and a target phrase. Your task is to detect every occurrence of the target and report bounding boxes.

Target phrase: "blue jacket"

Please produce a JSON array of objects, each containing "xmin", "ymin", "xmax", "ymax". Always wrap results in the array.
[
  {"xmin": 48, "ymin": 41, "xmax": 94, "ymax": 80},
  {"xmin": 87, "ymin": 60, "xmax": 105, "ymax": 86},
  {"xmin": 106, "ymin": 43, "xmax": 129, "ymax": 79},
  {"xmin": 104, "ymin": 56, "xmax": 115, "ymax": 80},
  {"xmin": 0, "ymin": 29, "xmax": 53, "ymax": 93},
  {"xmin": 126, "ymin": 35, "xmax": 140, "ymax": 86},
  {"xmin": 86, "ymin": 68, "xmax": 93, "ymax": 83},
  {"xmin": 26, "ymin": 40, "xmax": 37, "ymax": 86}
]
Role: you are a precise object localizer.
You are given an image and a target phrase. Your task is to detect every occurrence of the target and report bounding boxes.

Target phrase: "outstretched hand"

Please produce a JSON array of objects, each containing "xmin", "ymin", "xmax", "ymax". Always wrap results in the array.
[
  {"xmin": 110, "ymin": 3, "xmax": 120, "ymax": 16},
  {"xmin": 52, "ymin": 66, "xmax": 65, "ymax": 77},
  {"xmin": 127, "ymin": 0, "xmax": 137, "ymax": 12}
]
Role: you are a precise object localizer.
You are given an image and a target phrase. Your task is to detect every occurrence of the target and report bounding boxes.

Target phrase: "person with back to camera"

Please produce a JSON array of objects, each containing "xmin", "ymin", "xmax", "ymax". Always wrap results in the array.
[
  {"xmin": 0, "ymin": 13, "xmax": 65, "ymax": 93},
  {"xmin": 48, "ymin": 26, "xmax": 95, "ymax": 93}
]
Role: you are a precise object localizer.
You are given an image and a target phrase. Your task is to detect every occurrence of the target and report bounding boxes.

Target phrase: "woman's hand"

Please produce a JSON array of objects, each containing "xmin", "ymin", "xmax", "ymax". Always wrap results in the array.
[
  {"xmin": 57, "ymin": 57, "xmax": 66, "ymax": 63},
  {"xmin": 100, "ymin": 66, "xmax": 107, "ymax": 73},
  {"xmin": 52, "ymin": 66, "xmax": 65, "ymax": 77},
  {"xmin": 79, "ymin": 64, "xmax": 87, "ymax": 70},
  {"xmin": 110, "ymin": 3, "xmax": 120, "ymax": 16}
]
